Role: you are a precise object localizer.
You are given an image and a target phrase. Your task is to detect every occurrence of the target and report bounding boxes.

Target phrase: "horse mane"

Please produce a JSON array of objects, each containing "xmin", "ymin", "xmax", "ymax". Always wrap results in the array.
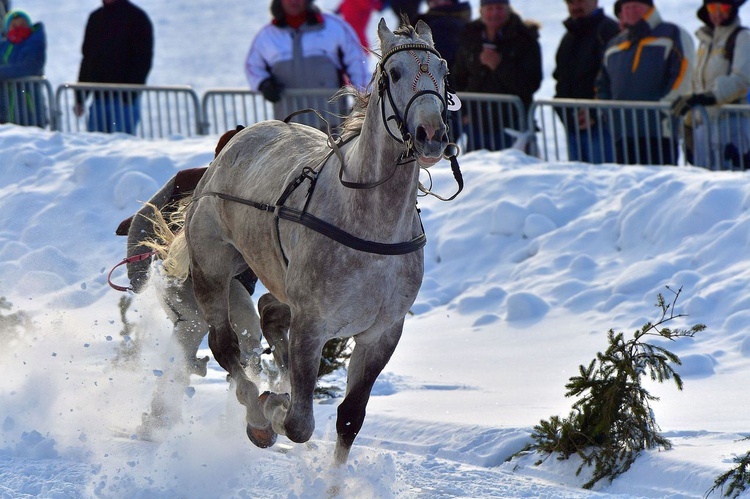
[
  {"xmin": 336, "ymin": 86, "xmax": 370, "ymax": 139},
  {"xmin": 393, "ymin": 23, "xmax": 418, "ymax": 38}
]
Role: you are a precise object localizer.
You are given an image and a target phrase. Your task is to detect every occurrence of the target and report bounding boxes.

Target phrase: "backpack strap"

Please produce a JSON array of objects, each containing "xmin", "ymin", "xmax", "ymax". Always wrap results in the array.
[{"xmin": 725, "ymin": 26, "xmax": 748, "ymax": 75}]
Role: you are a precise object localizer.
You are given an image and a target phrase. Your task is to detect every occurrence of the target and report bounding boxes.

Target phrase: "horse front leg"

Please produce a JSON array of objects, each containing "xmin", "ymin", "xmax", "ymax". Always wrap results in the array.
[
  {"xmin": 333, "ymin": 319, "xmax": 404, "ymax": 466},
  {"xmin": 191, "ymin": 257, "xmax": 275, "ymax": 448},
  {"xmin": 261, "ymin": 313, "xmax": 325, "ymax": 443}
]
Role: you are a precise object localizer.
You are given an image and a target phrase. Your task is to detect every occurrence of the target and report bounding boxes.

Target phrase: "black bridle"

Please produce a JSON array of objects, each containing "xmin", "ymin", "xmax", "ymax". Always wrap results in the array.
[
  {"xmin": 338, "ymin": 41, "xmax": 462, "ymax": 201},
  {"xmin": 377, "ymin": 42, "xmax": 448, "ymax": 159}
]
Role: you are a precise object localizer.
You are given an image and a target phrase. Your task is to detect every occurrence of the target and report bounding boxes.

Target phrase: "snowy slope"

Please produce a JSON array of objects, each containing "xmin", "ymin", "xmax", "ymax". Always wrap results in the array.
[{"xmin": 1, "ymin": 1, "xmax": 748, "ymax": 498}]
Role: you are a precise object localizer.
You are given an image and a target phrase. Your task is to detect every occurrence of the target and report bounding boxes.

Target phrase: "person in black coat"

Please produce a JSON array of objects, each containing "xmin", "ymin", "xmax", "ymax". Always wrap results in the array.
[
  {"xmin": 74, "ymin": 0, "xmax": 153, "ymax": 134},
  {"xmin": 390, "ymin": 0, "xmax": 423, "ymax": 25},
  {"xmin": 451, "ymin": 0, "xmax": 542, "ymax": 151},
  {"xmin": 416, "ymin": 0, "xmax": 471, "ymax": 78},
  {"xmin": 554, "ymin": 0, "xmax": 620, "ymax": 163}
]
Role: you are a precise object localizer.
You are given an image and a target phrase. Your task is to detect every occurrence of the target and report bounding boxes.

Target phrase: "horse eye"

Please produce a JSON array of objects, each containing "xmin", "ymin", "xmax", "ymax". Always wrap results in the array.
[{"xmin": 389, "ymin": 68, "xmax": 401, "ymax": 82}]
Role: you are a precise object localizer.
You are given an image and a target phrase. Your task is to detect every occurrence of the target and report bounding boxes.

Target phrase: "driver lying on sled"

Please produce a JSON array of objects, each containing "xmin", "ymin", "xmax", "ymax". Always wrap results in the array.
[{"xmin": 113, "ymin": 126, "xmax": 290, "ymax": 432}]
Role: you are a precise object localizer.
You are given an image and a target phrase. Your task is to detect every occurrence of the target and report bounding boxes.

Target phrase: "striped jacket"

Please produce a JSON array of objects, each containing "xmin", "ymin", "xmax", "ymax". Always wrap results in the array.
[
  {"xmin": 596, "ymin": 7, "xmax": 694, "ymax": 104},
  {"xmin": 245, "ymin": 11, "xmax": 369, "ymax": 93}
]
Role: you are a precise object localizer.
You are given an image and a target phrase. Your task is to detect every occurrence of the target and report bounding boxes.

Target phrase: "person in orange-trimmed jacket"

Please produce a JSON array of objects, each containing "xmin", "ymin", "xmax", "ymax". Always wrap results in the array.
[{"xmin": 596, "ymin": 0, "xmax": 694, "ymax": 165}]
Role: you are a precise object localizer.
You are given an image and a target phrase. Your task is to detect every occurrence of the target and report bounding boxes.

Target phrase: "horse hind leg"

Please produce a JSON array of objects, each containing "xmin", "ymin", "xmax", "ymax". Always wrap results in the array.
[
  {"xmin": 139, "ymin": 278, "xmax": 207, "ymax": 438},
  {"xmin": 190, "ymin": 247, "xmax": 276, "ymax": 448},
  {"xmin": 333, "ymin": 320, "xmax": 404, "ymax": 466},
  {"xmin": 228, "ymin": 278, "xmax": 264, "ymax": 375},
  {"xmin": 258, "ymin": 293, "xmax": 291, "ymax": 375}
]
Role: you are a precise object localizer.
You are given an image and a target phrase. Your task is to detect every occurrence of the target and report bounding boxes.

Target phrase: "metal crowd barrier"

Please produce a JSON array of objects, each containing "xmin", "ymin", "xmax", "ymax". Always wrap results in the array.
[
  {"xmin": 713, "ymin": 104, "xmax": 750, "ymax": 170},
  {"xmin": 453, "ymin": 92, "xmax": 526, "ymax": 153},
  {"xmin": 529, "ymin": 98, "xmax": 713, "ymax": 167},
  {"xmin": 204, "ymin": 89, "xmax": 526, "ymax": 145},
  {"xmin": 201, "ymin": 88, "xmax": 355, "ymax": 135},
  {"xmin": 202, "ymin": 88, "xmax": 272, "ymax": 135},
  {"xmin": 0, "ymin": 76, "xmax": 56, "ymax": 130},
  {"xmin": 2, "ymin": 77, "xmax": 748, "ymax": 171},
  {"xmin": 55, "ymin": 83, "xmax": 204, "ymax": 138}
]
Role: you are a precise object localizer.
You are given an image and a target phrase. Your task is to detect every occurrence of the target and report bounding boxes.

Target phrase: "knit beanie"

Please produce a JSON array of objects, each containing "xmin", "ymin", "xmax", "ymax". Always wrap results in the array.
[
  {"xmin": 614, "ymin": 0, "xmax": 654, "ymax": 17},
  {"xmin": 702, "ymin": 0, "xmax": 746, "ymax": 5},
  {"xmin": 697, "ymin": 0, "xmax": 746, "ymax": 25},
  {"xmin": 270, "ymin": 0, "xmax": 315, "ymax": 22},
  {"xmin": 3, "ymin": 10, "xmax": 32, "ymax": 33},
  {"xmin": 480, "ymin": 0, "xmax": 509, "ymax": 6}
]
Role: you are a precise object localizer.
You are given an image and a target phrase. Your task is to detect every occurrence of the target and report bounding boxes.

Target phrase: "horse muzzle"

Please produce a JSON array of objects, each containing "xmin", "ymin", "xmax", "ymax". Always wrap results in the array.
[{"xmin": 414, "ymin": 123, "xmax": 449, "ymax": 166}]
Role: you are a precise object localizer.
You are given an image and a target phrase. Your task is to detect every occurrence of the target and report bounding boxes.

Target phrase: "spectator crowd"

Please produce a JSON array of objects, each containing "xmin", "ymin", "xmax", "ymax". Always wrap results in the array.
[{"xmin": 1, "ymin": 0, "xmax": 749, "ymax": 169}]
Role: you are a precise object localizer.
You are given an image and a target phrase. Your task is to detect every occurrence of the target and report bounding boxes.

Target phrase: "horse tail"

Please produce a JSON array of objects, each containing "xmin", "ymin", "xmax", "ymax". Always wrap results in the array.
[
  {"xmin": 161, "ymin": 229, "xmax": 191, "ymax": 282},
  {"xmin": 138, "ymin": 199, "xmax": 191, "ymax": 282}
]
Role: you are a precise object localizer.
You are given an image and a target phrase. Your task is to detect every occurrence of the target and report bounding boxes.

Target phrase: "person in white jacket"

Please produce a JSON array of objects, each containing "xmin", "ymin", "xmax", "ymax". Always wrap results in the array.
[
  {"xmin": 672, "ymin": 0, "xmax": 750, "ymax": 169},
  {"xmin": 245, "ymin": 0, "xmax": 369, "ymax": 128}
]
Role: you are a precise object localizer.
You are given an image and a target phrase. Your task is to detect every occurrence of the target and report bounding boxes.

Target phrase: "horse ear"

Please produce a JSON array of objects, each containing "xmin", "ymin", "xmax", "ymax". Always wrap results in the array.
[
  {"xmin": 377, "ymin": 18, "xmax": 395, "ymax": 50},
  {"xmin": 415, "ymin": 20, "xmax": 434, "ymax": 46}
]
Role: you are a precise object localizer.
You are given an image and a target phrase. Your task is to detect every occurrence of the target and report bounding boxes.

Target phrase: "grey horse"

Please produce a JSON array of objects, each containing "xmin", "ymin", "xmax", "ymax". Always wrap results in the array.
[{"xmin": 161, "ymin": 19, "xmax": 453, "ymax": 464}]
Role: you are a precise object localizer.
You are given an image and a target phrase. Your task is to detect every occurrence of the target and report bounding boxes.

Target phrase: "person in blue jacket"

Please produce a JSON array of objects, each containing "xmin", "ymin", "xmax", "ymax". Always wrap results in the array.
[
  {"xmin": 0, "ymin": 9, "xmax": 47, "ymax": 127},
  {"xmin": 596, "ymin": 0, "xmax": 694, "ymax": 165}
]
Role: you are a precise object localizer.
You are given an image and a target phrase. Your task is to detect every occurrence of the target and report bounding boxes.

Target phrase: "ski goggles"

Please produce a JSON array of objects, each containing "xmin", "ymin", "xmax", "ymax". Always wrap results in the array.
[{"xmin": 706, "ymin": 3, "xmax": 733, "ymax": 15}]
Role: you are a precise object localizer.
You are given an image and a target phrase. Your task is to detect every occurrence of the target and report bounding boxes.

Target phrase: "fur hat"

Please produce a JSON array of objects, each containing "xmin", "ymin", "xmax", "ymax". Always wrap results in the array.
[
  {"xmin": 3, "ymin": 9, "xmax": 32, "ymax": 33},
  {"xmin": 480, "ymin": 0, "xmax": 509, "ymax": 6}
]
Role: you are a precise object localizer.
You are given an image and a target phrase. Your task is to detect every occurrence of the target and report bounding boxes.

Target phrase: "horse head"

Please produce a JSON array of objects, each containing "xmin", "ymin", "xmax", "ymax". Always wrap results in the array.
[{"xmin": 376, "ymin": 19, "xmax": 451, "ymax": 167}]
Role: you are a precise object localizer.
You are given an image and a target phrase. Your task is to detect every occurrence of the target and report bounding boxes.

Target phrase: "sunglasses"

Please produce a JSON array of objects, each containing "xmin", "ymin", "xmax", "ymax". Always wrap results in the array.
[{"xmin": 706, "ymin": 3, "xmax": 733, "ymax": 15}]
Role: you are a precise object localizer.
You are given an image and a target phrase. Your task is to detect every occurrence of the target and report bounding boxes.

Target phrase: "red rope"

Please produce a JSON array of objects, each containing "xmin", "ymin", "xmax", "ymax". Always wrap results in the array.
[{"xmin": 107, "ymin": 251, "xmax": 157, "ymax": 292}]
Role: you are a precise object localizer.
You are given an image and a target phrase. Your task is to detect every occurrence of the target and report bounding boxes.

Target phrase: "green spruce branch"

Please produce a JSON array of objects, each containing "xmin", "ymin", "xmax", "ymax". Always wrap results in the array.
[
  {"xmin": 706, "ymin": 437, "xmax": 750, "ymax": 498},
  {"xmin": 528, "ymin": 286, "xmax": 705, "ymax": 489}
]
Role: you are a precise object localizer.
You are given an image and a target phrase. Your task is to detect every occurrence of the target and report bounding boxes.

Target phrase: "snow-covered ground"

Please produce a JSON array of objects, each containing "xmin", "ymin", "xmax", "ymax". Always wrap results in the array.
[{"xmin": 1, "ymin": 1, "xmax": 748, "ymax": 498}]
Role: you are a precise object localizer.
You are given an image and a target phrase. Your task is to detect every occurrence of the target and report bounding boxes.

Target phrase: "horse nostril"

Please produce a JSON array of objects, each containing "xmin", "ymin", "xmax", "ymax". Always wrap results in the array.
[
  {"xmin": 436, "ymin": 127, "xmax": 447, "ymax": 144},
  {"xmin": 415, "ymin": 125, "xmax": 428, "ymax": 142}
]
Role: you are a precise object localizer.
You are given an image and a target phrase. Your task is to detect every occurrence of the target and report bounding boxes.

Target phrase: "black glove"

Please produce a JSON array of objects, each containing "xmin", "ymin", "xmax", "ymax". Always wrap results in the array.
[
  {"xmin": 671, "ymin": 93, "xmax": 717, "ymax": 117},
  {"xmin": 259, "ymin": 77, "xmax": 282, "ymax": 103},
  {"xmin": 686, "ymin": 92, "xmax": 717, "ymax": 107}
]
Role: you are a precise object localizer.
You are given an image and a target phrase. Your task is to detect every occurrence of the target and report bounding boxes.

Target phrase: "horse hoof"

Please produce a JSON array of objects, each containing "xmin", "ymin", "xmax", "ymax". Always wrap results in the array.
[
  {"xmin": 259, "ymin": 390, "xmax": 290, "ymax": 409},
  {"xmin": 190, "ymin": 356, "xmax": 209, "ymax": 377},
  {"xmin": 246, "ymin": 423, "xmax": 277, "ymax": 448}
]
